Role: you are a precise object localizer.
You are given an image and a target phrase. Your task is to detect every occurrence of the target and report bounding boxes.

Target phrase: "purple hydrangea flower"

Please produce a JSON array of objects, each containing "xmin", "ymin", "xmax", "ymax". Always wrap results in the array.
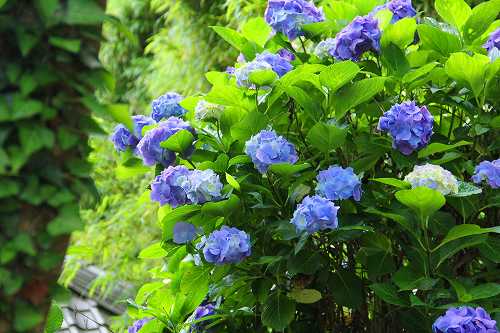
[
  {"xmin": 151, "ymin": 92, "xmax": 187, "ymax": 121},
  {"xmin": 331, "ymin": 15, "xmax": 381, "ymax": 61},
  {"xmin": 265, "ymin": 0, "xmax": 324, "ymax": 40},
  {"xmin": 182, "ymin": 169, "xmax": 223, "ymax": 204},
  {"xmin": 472, "ymin": 159, "xmax": 500, "ymax": 189},
  {"xmin": 111, "ymin": 125, "xmax": 138, "ymax": 152},
  {"xmin": 316, "ymin": 165, "xmax": 362, "ymax": 201},
  {"xmin": 136, "ymin": 117, "xmax": 196, "ymax": 166},
  {"xmin": 132, "ymin": 115, "xmax": 156, "ymax": 139},
  {"xmin": 278, "ymin": 48, "xmax": 296, "ymax": 61},
  {"xmin": 150, "ymin": 166, "xmax": 190, "ymax": 207},
  {"xmin": 173, "ymin": 222, "xmax": 197, "ymax": 244},
  {"xmin": 191, "ymin": 304, "xmax": 216, "ymax": 332},
  {"xmin": 291, "ymin": 195, "xmax": 340, "ymax": 234},
  {"xmin": 234, "ymin": 60, "xmax": 273, "ymax": 88},
  {"xmin": 245, "ymin": 129, "xmax": 299, "ymax": 173},
  {"xmin": 202, "ymin": 226, "xmax": 251, "ymax": 264},
  {"xmin": 371, "ymin": 0, "xmax": 417, "ymax": 23},
  {"xmin": 432, "ymin": 306, "xmax": 499, "ymax": 333},
  {"xmin": 255, "ymin": 51, "xmax": 294, "ymax": 77},
  {"xmin": 484, "ymin": 28, "xmax": 500, "ymax": 61},
  {"xmin": 128, "ymin": 318, "xmax": 152, "ymax": 333},
  {"xmin": 378, "ymin": 101, "xmax": 434, "ymax": 155},
  {"xmin": 225, "ymin": 66, "xmax": 235, "ymax": 75}
]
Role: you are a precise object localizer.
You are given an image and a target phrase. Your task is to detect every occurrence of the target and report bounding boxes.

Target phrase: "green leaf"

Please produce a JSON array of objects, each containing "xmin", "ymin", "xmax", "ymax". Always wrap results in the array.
[
  {"xmin": 306, "ymin": 122, "xmax": 347, "ymax": 153},
  {"xmin": 381, "ymin": 43, "xmax": 410, "ymax": 77},
  {"xmin": 106, "ymin": 104, "xmax": 133, "ymax": 132},
  {"xmin": 0, "ymin": 179, "xmax": 20, "ymax": 198},
  {"xmin": 479, "ymin": 237, "xmax": 500, "ymax": 263},
  {"xmin": 467, "ymin": 283, "xmax": 500, "ymax": 301},
  {"xmin": 450, "ymin": 181, "xmax": 482, "ymax": 197},
  {"xmin": 162, "ymin": 205, "xmax": 201, "ymax": 241},
  {"xmin": 433, "ymin": 224, "xmax": 500, "ymax": 251},
  {"xmin": 371, "ymin": 178, "xmax": 411, "ymax": 189},
  {"xmin": 332, "ymin": 77, "xmax": 386, "ymax": 119},
  {"xmin": 392, "ymin": 267, "xmax": 438, "ymax": 291},
  {"xmin": 288, "ymin": 251, "xmax": 322, "ymax": 275},
  {"xmin": 445, "ymin": 52, "xmax": 490, "ymax": 97},
  {"xmin": 395, "ymin": 187, "xmax": 445, "ymax": 221},
  {"xmin": 417, "ymin": 140, "xmax": 471, "ymax": 158},
  {"xmin": 160, "ymin": 129, "xmax": 194, "ymax": 153},
  {"xmin": 350, "ymin": 0, "xmax": 385, "ymax": 15},
  {"xmin": 48, "ymin": 37, "xmax": 81, "ymax": 53},
  {"xmin": 64, "ymin": 0, "xmax": 106, "ymax": 25},
  {"xmin": 211, "ymin": 26, "xmax": 246, "ymax": 51},
  {"xmin": 201, "ymin": 194, "xmax": 240, "ymax": 217},
  {"xmin": 180, "ymin": 266, "xmax": 210, "ymax": 314},
  {"xmin": 417, "ymin": 24, "xmax": 462, "ymax": 56},
  {"xmin": 381, "ymin": 17, "xmax": 417, "ymax": 49},
  {"xmin": 44, "ymin": 302, "xmax": 63, "ymax": 333},
  {"xmin": 319, "ymin": 61, "xmax": 360, "ymax": 93},
  {"xmin": 249, "ymin": 69, "xmax": 278, "ymax": 86},
  {"xmin": 330, "ymin": 270, "xmax": 364, "ymax": 309},
  {"xmin": 18, "ymin": 123, "xmax": 54, "ymax": 155},
  {"xmin": 374, "ymin": 9, "xmax": 394, "ymax": 31},
  {"xmin": 231, "ymin": 111, "xmax": 269, "ymax": 141},
  {"xmin": 139, "ymin": 242, "xmax": 168, "ymax": 259},
  {"xmin": 15, "ymin": 302, "xmax": 44, "ymax": 331},
  {"xmin": 226, "ymin": 173, "xmax": 240, "ymax": 191},
  {"xmin": 47, "ymin": 204, "xmax": 83, "ymax": 236},
  {"xmin": 462, "ymin": 0, "xmax": 500, "ymax": 43},
  {"xmin": 402, "ymin": 62, "xmax": 438, "ymax": 84},
  {"xmin": 370, "ymin": 283, "xmax": 409, "ymax": 306},
  {"xmin": 261, "ymin": 293, "xmax": 296, "ymax": 330},
  {"xmin": 435, "ymin": 0, "xmax": 472, "ymax": 29},
  {"xmin": 269, "ymin": 163, "xmax": 311, "ymax": 177},
  {"xmin": 241, "ymin": 17, "xmax": 271, "ymax": 47},
  {"xmin": 288, "ymin": 288, "xmax": 322, "ymax": 304},
  {"xmin": 228, "ymin": 155, "xmax": 251, "ymax": 167}
]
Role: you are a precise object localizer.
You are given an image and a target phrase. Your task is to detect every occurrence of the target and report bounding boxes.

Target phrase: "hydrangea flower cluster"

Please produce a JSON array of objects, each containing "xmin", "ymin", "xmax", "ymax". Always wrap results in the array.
[
  {"xmin": 151, "ymin": 92, "xmax": 187, "ymax": 121},
  {"xmin": 329, "ymin": 15, "xmax": 381, "ymax": 61},
  {"xmin": 201, "ymin": 226, "xmax": 251, "ymax": 264},
  {"xmin": 404, "ymin": 164, "xmax": 459, "ymax": 195},
  {"xmin": 136, "ymin": 117, "xmax": 196, "ymax": 166},
  {"xmin": 378, "ymin": 101, "xmax": 434, "ymax": 155},
  {"xmin": 290, "ymin": 195, "xmax": 339, "ymax": 234},
  {"xmin": 432, "ymin": 306, "xmax": 499, "ymax": 333},
  {"xmin": 245, "ymin": 129, "xmax": 299, "ymax": 173},
  {"xmin": 128, "ymin": 318, "xmax": 151, "ymax": 333},
  {"xmin": 265, "ymin": 0, "xmax": 324, "ymax": 40},
  {"xmin": 234, "ymin": 51, "xmax": 293, "ymax": 88},
  {"xmin": 278, "ymin": 48, "xmax": 295, "ymax": 61},
  {"xmin": 195, "ymin": 100, "xmax": 225, "ymax": 120},
  {"xmin": 316, "ymin": 165, "xmax": 362, "ymax": 201},
  {"xmin": 314, "ymin": 38, "xmax": 336, "ymax": 59},
  {"xmin": 150, "ymin": 166, "xmax": 222, "ymax": 207},
  {"xmin": 110, "ymin": 115, "xmax": 155, "ymax": 152},
  {"xmin": 472, "ymin": 159, "xmax": 500, "ymax": 189},
  {"xmin": 371, "ymin": 0, "xmax": 417, "ymax": 23},
  {"xmin": 191, "ymin": 304, "xmax": 216, "ymax": 332},
  {"xmin": 173, "ymin": 222, "xmax": 197, "ymax": 244},
  {"xmin": 255, "ymin": 51, "xmax": 294, "ymax": 77},
  {"xmin": 484, "ymin": 28, "xmax": 500, "ymax": 61}
]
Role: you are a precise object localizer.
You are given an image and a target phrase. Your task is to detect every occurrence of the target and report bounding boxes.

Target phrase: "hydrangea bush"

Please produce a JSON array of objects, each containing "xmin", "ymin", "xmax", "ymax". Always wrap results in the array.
[{"xmin": 110, "ymin": 0, "xmax": 500, "ymax": 331}]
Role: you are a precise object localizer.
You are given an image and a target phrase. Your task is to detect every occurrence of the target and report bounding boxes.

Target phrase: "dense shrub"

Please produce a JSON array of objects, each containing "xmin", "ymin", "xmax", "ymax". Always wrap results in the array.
[{"xmin": 111, "ymin": 0, "xmax": 500, "ymax": 332}]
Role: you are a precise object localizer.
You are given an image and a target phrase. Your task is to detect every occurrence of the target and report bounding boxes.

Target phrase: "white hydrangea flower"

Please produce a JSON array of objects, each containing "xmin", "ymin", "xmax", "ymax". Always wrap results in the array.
[
  {"xmin": 195, "ymin": 100, "xmax": 224, "ymax": 121},
  {"xmin": 404, "ymin": 164, "xmax": 459, "ymax": 195}
]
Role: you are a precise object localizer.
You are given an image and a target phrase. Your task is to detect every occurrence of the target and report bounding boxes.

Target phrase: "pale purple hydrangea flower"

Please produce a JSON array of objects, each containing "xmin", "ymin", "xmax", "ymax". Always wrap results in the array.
[
  {"xmin": 331, "ymin": 15, "xmax": 381, "ymax": 61},
  {"xmin": 265, "ymin": 0, "xmax": 324, "ymax": 40},
  {"xmin": 191, "ymin": 304, "xmax": 216, "ymax": 332},
  {"xmin": 316, "ymin": 165, "xmax": 362, "ymax": 201},
  {"xmin": 371, "ymin": 0, "xmax": 417, "ymax": 23},
  {"xmin": 150, "ymin": 166, "xmax": 190, "ymax": 207},
  {"xmin": 378, "ymin": 101, "xmax": 433, "ymax": 155},
  {"xmin": 234, "ymin": 51, "xmax": 293, "ymax": 88},
  {"xmin": 128, "ymin": 318, "xmax": 152, "ymax": 333},
  {"xmin": 151, "ymin": 92, "xmax": 187, "ymax": 121},
  {"xmin": 314, "ymin": 38, "xmax": 336, "ymax": 59},
  {"xmin": 201, "ymin": 226, "xmax": 251, "ymax": 264},
  {"xmin": 110, "ymin": 115, "xmax": 155, "ymax": 152},
  {"xmin": 432, "ymin": 306, "xmax": 498, "ymax": 333},
  {"xmin": 472, "ymin": 159, "xmax": 500, "ymax": 189},
  {"xmin": 182, "ymin": 169, "xmax": 223, "ymax": 204},
  {"xmin": 173, "ymin": 222, "xmax": 197, "ymax": 244},
  {"xmin": 234, "ymin": 60, "xmax": 273, "ymax": 88},
  {"xmin": 132, "ymin": 115, "xmax": 156, "ymax": 139},
  {"xmin": 404, "ymin": 164, "xmax": 459, "ymax": 195},
  {"xmin": 291, "ymin": 195, "xmax": 340, "ymax": 234},
  {"xmin": 484, "ymin": 28, "xmax": 500, "ymax": 61},
  {"xmin": 245, "ymin": 129, "xmax": 299, "ymax": 173},
  {"xmin": 136, "ymin": 117, "xmax": 196, "ymax": 166},
  {"xmin": 195, "ymin": 100, "xmax": 224, "ymax": 120},
  {"xmin": 255, "ymin": 51, "xmax": 294, "ymax": 77}
]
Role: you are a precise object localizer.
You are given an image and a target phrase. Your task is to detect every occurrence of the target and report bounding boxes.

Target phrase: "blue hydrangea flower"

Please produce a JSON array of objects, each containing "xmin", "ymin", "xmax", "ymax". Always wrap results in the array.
[
  {"xmin": 378, "ymin": 101, "xmax": 434, "ymax": 155},
  {"xmin": 331, "ymin": 15, "xmax": 381, "ymax": 61},
  {"xmin": 150, "ymin": 166, "xmax": 191, "ymax": 207},
  {"xmin": 191, "ymin": 304, "xmax": 216, "ymax": 332},
  {"xmin": 291, "ymin": 195, "xmax": 340, "ymax": 234},
  {"xmin": 404, "ymin": 164, "xmax": 459, "ymax": 195},
  {"xmin": 151, "ymin": 92, "xmax": 187, "ymax": 121},
  {"xmin": 245, "ymin": 129, "xmax": 299, "ymax": 173},
  {"xmin": 278, "ymin": 48, "xmax": 296, "ymax": 61},
  {"xmin": 484, "ymin": 28, "xmax": 500, "ymax": 61},
  {"xmin": 432, "ymin": 306, "xmax": 498, "ymax": 333},
  {"xmin": 182, "ymin": 169, "xmax": 223, "ymax": 204},
  {"xmin": 136, "ymin": 117, "xmax": 196, "ymax": 166},
  {"xmin": 255, "ymin": 51, "xmax": 294, "ymax": 77},
  {"xmin": 111, "ymin": 125, "xmax": 138, "ymax": 152},
  {"xmin": 472, "ymin": 159, "xmax": 500, "ymax": 189},
  {"xmin": 234, "ymin": 60, "xmax": 273, "ymax": 88},
  {"xmin": 371, "ymin": 0, "xmax": 417, "ymax": 23},
  {"xmin": 314, "ymin": 38, "xmax": 336, "ymax": 59},
  {"xmin": 265, "ymin": 0, "xmax": 324, "ymax": 40},
  {"xmin": 132, "ymin": 115, "xmax": 156, "ymax": 139},
  {"xmin": 201, "ymin": 226, "xmax": 251, "ymax": 264},
  {"xmin": 173, "ymin": 222, "xmax": 197, "ymax": 244},
  {"xmin": 316, "ymin": 165, "xmax": 362, "ymax": 201},
  {"xmin": 128, "ymin": 318, "xmax": 152, "ymax": 333}
]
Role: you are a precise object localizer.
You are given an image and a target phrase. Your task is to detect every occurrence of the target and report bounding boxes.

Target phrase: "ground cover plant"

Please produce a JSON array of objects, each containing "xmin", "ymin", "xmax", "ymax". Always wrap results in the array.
[{"xmin": 109, "ymin": 0, "xmax": 500, "ymax": 332}]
